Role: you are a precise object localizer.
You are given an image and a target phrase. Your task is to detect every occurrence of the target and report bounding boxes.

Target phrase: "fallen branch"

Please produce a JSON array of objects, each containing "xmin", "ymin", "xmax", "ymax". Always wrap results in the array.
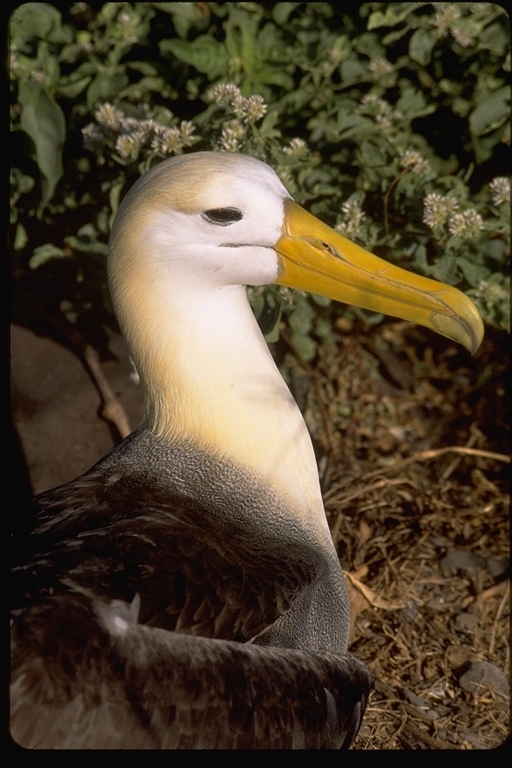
[{"xmin": 25, "ymin": 301, "xmax": 132, "ymax": 440}]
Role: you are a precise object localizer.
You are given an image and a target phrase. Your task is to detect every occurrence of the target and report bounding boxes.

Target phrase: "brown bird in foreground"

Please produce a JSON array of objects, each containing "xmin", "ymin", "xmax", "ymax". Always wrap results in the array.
[{"xmin": 11, "ymin": 152, "xmax": 483, "ymax": 748}]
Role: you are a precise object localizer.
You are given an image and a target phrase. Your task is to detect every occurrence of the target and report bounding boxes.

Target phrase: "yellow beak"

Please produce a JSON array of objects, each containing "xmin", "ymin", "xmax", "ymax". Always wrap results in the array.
[{"xmin": 275, "ymin": 199, "xmax": 484, "ymax": 354}]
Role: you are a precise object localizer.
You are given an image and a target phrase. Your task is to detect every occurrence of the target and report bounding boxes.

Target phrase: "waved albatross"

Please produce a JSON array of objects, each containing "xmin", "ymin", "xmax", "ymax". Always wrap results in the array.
[{"xmin": 11, "ymin": 151, "xmax": 484, "ymax": 749}]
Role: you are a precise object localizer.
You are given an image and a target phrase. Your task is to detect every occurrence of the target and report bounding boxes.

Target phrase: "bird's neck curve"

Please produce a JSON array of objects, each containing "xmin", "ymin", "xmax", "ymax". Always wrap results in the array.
[{"xmin": 114, "ymin": 267, "xmax": 333, "ymax": 548}]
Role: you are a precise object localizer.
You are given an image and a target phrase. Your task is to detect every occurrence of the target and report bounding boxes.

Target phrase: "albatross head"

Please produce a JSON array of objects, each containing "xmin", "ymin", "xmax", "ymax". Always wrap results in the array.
[
  {"xmin": 109, "ymin": 151, "xmax": 483, "ymax": 354},
  {"xmin": 107, "ymin": 152, "xmax": 483, "ymax": 520}
]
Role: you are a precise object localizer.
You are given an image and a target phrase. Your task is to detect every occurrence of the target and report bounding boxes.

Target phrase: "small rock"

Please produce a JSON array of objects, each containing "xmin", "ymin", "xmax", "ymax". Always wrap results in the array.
[
  {"xmin": 398, "ymin": 601, "xmax": 419, "ymax": 624},
  {"xmin": 403, "ymin": 687, "xmax": 429, "ymax": 708},
  {"xmin": 374, "ymin": 679, "xmax": 394, "ymax": 698},
  {"xmin": 440, "ymin": 548, "xmax": 485, "ymax": 576},
  {"xmin": 485, "ymin": 555, "xmax": 509, "ymax": 580},
  {"xmin": 459, "ymin": 730, "xmax": 487, "ymax": 749},
  {"xmin": 454, "ymin": 612, "xmax": 478, "ymax": 632},
  {"xmin": 458, "ymin": 661, "xmax": 509, "ymax": 698}
]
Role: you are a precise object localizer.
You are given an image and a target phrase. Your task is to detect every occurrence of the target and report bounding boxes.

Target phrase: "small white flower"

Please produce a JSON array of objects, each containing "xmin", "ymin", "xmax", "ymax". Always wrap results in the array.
[
  {"xmin": 376, "ymin": 114, "xmax": 392, "ymax": 131},
  {"xmin": 179, "ymin": 120, "xmax": 196, "ymax": 147},
  {"xmin": 115, "ymin": 131, "xmax": 144, "ymax": 158},
  {"xmin": 276, "ymin": 167, "xmax": 293, "ymax": 187},
  {"xmin": 400, "ymin": 150, "xmax": 431, "ymax": 176},
  {"xmin": 208, "ymin": 83, "xmax": 241, "ymax": 105},
  {"xmin": 327, "ymin": 47, "xmax": 344, "ymax": 65},
  {"xmin": 283, "ymin": 138, "xmax": 308, "ymax": 158},
  {"xmin": 451, "ymin": 23, "xmax": 475, "ymax": 47},
  {"xmin": 423, "ymin": 193, "xmax": 459, "ymax": 229},
  {"xmin": 151, "ymin": 126, "xmax": 183, "ymax": 154},
  {"xmin": 219, "ymin": 135, "xmax": 242, "ymax": 152},
  {"xmin": 369, "ymin": 57, "xmax": 393, "ymax": 80},
  {"xmin": 475, "ymin": 279, "xmax": 508, "ymax": 303},
  {"xmin": 232, "ymin": 93, "xmax": 267, "ymax": 124},
  {"xmin": 82, "ymin": 123, "xmax": 107, "ymax": 152},
  {"xmin": 489, "ymin": 177, "xmax": 510, "ymax": 206},
  {"xmin": 471, "ymin": 3, "xmax": 492, "ymax": 15},
  {"xmin": 336, "ymin": 200, "xmax": 366, "ymax": 239},
  {"xmin": 94, "ymin": 103, "xmax": 124, "ymax": 131},
  {"xmin": 432, "ymin": 4, "xmax": 461, "ymax": 37},
  {"xmin": 361, "ymin": 93, "xmax": 379, "ymax": 107},
  {"xmin": 448, "ymin": 209, "xmax": 483, "ymax": 238},
  {"xmin": 219, "ymin": 121, "xmax": 246, "ymax": 152}
]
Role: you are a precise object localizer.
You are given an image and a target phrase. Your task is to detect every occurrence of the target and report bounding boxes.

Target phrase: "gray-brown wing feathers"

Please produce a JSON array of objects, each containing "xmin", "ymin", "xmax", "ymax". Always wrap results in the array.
[{"xmin": 11, "ymin": 593, "xmax": 370, "ymax": 749}]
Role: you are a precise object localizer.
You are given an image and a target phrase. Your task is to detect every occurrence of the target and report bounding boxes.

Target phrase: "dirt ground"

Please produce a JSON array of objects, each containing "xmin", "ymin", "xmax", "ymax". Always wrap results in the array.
[{"xmin": 10, "ymin": 305, "xmax": 509, "ymax": 750}]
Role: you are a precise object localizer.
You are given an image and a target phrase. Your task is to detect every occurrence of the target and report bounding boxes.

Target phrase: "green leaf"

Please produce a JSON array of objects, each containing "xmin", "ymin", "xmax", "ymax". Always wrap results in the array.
[
  {"xmin": 312, "ymin": 294, "xmax": 331, "ymax": 307},
  {"xmin": 340, "ymin": 58, "xmax": 367, "ymax": 81},
  {"xmin": 457, "ymin": 258, "xmax": 491, "ymax": 287},
  {"xmin": 10, "ymin": 3, "xmax": 71, "ymax": 45},
  {"xmin": 160, "ymin": 36, "xmax": 229, "ymax": 78},
  {"xmin": 127, "ymin": 61, "xmax": 158, "ymax": 76},
  {"xmin": 18, "ymin": 81, "xmax": 66, "ymax": 209},
  {"xmin": 481, "ymin": 239, "xmax": 508, "ymax": 265},
  {"xmin": 359, "ymin": 142, "xmax": 386, "ymax": 167},
  {"xmin": 154, "ymin": 2, "xmax": 209, "ymax": 39},
  {"xmin": 86, "ymin": 72, "xmax": 129, "ymax": 108},
  {"xmin": 251, "ymin": 290, "xmax": 283, "ymax": 341},
  {"xmin": 57, "ymin": 76, "xmax": 91, "ymax": 99},
  {"xmin": 64, "ymin": 224, "xmax": 109, "ymax": 256},
  {"xmin": 290, "ymin": 331, "xmax": 317, "ymax": 361},
  {"xmin": 29, "ymin": 243, "xmax": 66, "ymax": 269},
  {"xmin": 469, "ymin": 87, "xmax": 510, "ymax": 137},
  {"xmin": 396, "ymin": 87, "xmax": 432, "ymax": 117},
  {"xmin": 288, "ymin": 302, "xmax": 315, "ymax": 335},
  {"xmin": 119, "ymin": 76, "xmax": 167, "ymax": 99},
  {"xmin": 272, "ymin": 3, "xmax": 300, "ymax": 25},
  {"xmin": 368, "ymin": 4, "xmax": 423, "ymax": 30},
  {"xmin": 477, "ymin": 21, "xmax": 509, "ymax": 56},
  {"xmin": 409, "ymin": 27, "xmax": 437, "ymax": 65},
  {"xmin": 13, "ymin": 223, "xmax": 28, "ymax": 251},
  {"xmin": 431, "ymin": 253, "xmax": 460, "ymax": 285}
]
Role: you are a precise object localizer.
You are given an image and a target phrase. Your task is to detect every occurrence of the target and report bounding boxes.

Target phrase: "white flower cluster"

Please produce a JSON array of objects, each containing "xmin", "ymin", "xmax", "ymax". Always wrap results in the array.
[
  {"xmin": 150, "ymin": 122, "xmax": 195, "ymax": 155},
  {"xmin": 326, "ymin": 46, "xmax": 344, "ymax": 65},
  {"xmin": 368, "ymin": 57, "xmax": 394, "ymax": 80},
  {"xmin": 233, "ymin": 94, "xmax": 267, "ymax": 124},
  {"xmin": 432, "ymin": 3, "xmax": 462, "ymax": 35},
  {"xmin": 282, "ymin": 138, "xmax": 309, "ymax": 159},
  {"xmin": 400, "ymin": 150, "xmax": 431, "ymax": 177},
  {"xmin": 448, "ymin": 209, "xmax": 484, "ymax": 238},
  {"xmin": 430, "ymin": 3, "xmax": 477, "ymax": 48},
  {"xmin": 208, "ymin": 83, "xmax": 240, "ymax": 105},
  {"xmin": 335, "ymin": 200, "xmax": 366, "ymax": 239},
  {"xmin": 208, "ymin": 83, "xmax": 267, "ymax": 124},
  {"xmin": 207, "ymin": 83, "xmax": 268, "ymax": 151},
  {"xmin": 360, "ymin": 93, "xmax": 403, "ymax": 131},
  {"xmin": 471, "ymin": 3, "xmax": 492, "ymax": 15},
  {"xmin": 489, "ymin": 177, "xmax": 510, "ymax": 207},
  {"xmin": 82, "ymin": 123, "xmax": 107, "ymax": 152},
  {"xmin": 474, "ymin": 279, "xmax": 509, "ymax": 304},
  {"xmin": 276, "ymin": 167, "xmax": 294, "ymax": 187},
  {"xmin": 82, "ymin": 103, "xmax": 196, "ymax": 157},
  {"xmin": 219, "ymin": 119, "xmax": 246, "ymax": 152},
  {"xmin": 423, "ymin": 193, "xmax": 483, "ymax": 239},
  {"xmin": 423, "ymin": 193, "xmax": 459, "ymax": 229}
]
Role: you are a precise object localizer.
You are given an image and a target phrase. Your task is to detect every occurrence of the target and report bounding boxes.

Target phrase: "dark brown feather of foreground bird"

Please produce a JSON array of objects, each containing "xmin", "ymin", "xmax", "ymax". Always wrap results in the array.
[{"xmin": 11, "ymin": 429, "xmax": 371, "ymax": 749}]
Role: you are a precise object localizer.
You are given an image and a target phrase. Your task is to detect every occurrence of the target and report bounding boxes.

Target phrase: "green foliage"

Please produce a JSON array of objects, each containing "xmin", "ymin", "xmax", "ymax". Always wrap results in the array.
[{"xmin": 10, "ymin": 2, "xmax": 510, "ymax": 344}]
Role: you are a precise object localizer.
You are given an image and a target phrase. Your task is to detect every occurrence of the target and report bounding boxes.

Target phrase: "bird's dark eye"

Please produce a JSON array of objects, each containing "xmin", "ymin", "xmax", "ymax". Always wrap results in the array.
[{"xmin": 203, "ymin": 208, "xmax": 243, "ymax": 225}]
